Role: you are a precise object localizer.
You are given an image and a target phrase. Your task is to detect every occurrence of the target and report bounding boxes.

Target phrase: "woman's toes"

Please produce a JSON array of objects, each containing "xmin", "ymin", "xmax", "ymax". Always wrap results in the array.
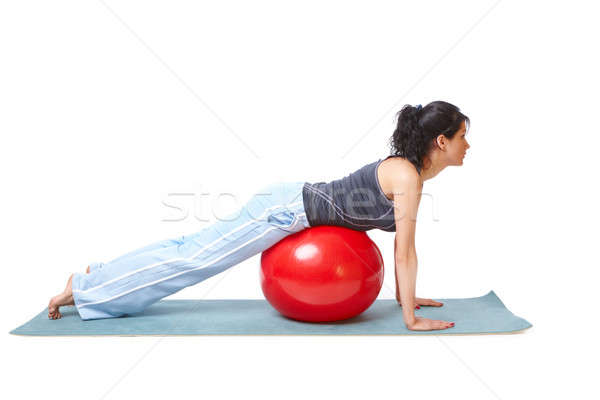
[
  {"xmin": 47, "ymin": 274, "xmax": 76, "ymax": 320},
  {"xmin": 86, "ymin": 265, "xmax": 90, "ymax": 274},
  {"xmin": 48, "ymin": 295, "xmax": 63, "ymax": 319}
]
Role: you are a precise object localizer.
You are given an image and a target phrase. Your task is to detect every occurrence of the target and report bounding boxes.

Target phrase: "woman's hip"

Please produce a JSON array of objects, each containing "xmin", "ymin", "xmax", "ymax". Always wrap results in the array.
[{"xmin": 242, "ymin": 181, "xmax": 310, "ymax": 233}]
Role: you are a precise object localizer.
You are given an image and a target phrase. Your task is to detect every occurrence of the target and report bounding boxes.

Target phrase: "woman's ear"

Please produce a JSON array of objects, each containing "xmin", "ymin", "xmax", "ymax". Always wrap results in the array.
[{"xmin": 435, "ymin": 134, "xmax": 447, "ymax": 151}]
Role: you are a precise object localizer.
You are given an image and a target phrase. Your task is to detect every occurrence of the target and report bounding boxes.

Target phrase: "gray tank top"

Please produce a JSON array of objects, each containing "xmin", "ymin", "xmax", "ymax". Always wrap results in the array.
[{"xmin": 302, "ymin": 156, "xmax": 397, "ymax": 232}]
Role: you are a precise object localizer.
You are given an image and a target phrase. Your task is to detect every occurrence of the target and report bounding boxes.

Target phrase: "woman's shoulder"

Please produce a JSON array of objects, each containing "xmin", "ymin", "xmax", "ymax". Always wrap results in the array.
[
  {"xmin": 377, "ymin": 156, "xmax": 422, "ymax": 196},
  {"xmin": 380, "ymin": 156, "xmax": 420, "ymax": 179}
]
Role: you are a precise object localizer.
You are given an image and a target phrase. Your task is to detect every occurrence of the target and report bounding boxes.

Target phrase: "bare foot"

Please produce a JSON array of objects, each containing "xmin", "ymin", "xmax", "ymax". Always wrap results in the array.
[
  {"xmin": 86, "ymin": 265, "xmax": 90, "ymax": 273},
  {"xmin": 48, "ymin": 274, "xmax": 75, "ymax": 320}
]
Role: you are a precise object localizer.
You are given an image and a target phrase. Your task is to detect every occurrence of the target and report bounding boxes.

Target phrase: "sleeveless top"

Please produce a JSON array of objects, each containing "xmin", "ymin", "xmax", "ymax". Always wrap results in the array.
[{"xmin": 302, "ymin": 156, "xmax": 398, "ymax": 232}]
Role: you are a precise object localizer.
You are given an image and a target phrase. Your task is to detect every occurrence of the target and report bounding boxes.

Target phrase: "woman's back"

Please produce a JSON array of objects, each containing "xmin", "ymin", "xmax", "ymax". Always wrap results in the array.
[{"xmin": 302, "ymin": 156, "xmax": 403, "ymax": 232}]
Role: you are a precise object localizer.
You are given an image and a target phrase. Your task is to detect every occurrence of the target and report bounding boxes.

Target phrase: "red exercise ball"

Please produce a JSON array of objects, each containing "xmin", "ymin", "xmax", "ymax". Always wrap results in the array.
[{"xmin": 260, "ymin": 226, "xmax": 384, "ymax": 322}]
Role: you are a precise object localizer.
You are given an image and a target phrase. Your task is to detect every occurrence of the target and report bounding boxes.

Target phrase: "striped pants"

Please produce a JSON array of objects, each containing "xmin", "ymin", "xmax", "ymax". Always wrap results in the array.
[{"xmin": 71, "ymin": 181, "xmax": 311, "ymax": 320}]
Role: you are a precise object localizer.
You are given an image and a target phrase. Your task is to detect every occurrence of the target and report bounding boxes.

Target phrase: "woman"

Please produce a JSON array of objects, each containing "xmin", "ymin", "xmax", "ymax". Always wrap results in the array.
[{"xmin": 48, "ymin": 100, "xmax": 470, "ymax": 331}]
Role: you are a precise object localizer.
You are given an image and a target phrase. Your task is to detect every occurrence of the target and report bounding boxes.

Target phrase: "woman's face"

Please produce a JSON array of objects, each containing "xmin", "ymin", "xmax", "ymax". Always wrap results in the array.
[{"xmin": 444, "ymin": 120, "xmax": 470, "ymax": 166}]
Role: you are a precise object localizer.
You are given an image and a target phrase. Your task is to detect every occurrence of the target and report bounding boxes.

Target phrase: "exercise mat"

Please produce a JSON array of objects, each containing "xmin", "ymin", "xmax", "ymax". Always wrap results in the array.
[{"xmin": 10, "ymin": 290, "xmax": 531, "ymax": 336}]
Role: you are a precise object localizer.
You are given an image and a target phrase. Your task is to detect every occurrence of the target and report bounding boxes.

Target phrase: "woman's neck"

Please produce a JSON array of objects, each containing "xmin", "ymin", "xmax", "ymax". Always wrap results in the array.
[{"xmin": 420, "ymin": 153, "xmax": 447, "ymax": 181}]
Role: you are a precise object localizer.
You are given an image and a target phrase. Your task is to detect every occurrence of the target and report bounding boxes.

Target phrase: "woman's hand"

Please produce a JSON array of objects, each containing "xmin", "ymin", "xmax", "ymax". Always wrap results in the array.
[
  {"xmin": 397, "ymin": 296, "xmax": 444, "ymax": 309},
  {"xmin": 406, "ymin": 317, "xmax": 454, "ymax": 331}
]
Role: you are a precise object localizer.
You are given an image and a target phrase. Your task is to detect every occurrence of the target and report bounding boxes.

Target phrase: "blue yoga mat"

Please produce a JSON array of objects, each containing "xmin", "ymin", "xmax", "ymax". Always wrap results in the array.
[{"xmin": 10, "ymin": 290, "xmax": 531, "ymax": 336}]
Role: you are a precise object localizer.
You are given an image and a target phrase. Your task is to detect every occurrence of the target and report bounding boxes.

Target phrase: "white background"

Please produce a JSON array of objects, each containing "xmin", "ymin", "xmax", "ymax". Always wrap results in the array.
[{"xmin": 1, "ymin": 0, "xmax": 598, "ymax": 398}]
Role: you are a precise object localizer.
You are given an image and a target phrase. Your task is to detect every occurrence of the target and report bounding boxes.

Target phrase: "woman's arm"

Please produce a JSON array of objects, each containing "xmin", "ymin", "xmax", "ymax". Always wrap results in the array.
[
  {"xmin": 395, "ymin": 251, "xmax": 418, "ymax": 326},
  {"xmin": 390, "ymin": 168, "xmax": 421, "ymax": 327},
  {"xmin": 394, "ymin": 240, "xmax": 418, "ymax": 305},
  {"xmin": 395, "ymin": 249, "xmax": 444, "ymax": 310},
  {"xmin": 390, "ymin": 165, "xmax": 453, "ymax": 330}
]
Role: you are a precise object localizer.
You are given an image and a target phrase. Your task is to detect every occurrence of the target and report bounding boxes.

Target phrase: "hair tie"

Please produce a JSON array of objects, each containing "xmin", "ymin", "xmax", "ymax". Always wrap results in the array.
[{"xmin": 415, "ymin": 104, "xmax": 422, "ymax": 112}]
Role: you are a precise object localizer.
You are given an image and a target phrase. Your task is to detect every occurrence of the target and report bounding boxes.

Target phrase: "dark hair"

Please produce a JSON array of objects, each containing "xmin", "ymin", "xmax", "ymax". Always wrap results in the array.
[{"xmin": 388, "ymin": 100, "xmax": 470, "ymax": 173}]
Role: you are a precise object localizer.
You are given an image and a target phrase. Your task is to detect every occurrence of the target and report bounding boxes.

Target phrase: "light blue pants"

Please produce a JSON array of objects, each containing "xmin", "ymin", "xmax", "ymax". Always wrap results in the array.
[{"xmin": 72, "ymin": 181, "xmax": 311, "ymax": 320}]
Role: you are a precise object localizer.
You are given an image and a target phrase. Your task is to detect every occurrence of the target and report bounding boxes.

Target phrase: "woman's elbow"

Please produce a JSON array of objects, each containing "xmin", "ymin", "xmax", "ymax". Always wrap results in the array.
[{"xmin": 395, "ymin": 248, "xmax": 417, "ymax": 264}]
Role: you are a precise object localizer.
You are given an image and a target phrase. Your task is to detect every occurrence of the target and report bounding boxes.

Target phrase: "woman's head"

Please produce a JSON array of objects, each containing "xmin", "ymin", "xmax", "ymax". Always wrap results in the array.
[{"xmin": 388, "ymin": 101, "xmax": 470, "ymax": 173}]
